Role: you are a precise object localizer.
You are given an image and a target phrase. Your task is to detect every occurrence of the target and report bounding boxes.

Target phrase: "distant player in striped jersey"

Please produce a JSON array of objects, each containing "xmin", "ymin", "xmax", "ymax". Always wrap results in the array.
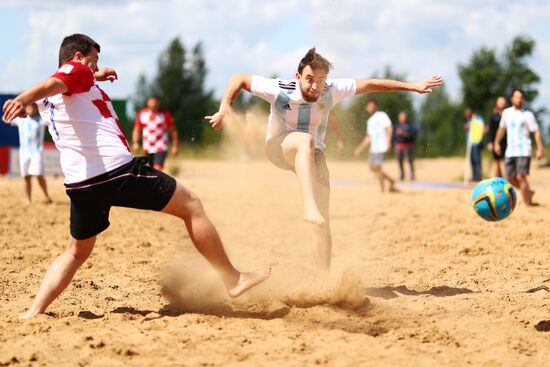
[
  {"xmin": 494, "ymin": 89, "xmax": 544, "ymax": 206},
  {"xmin": 206, "ymin": 48, "xmax": 443, "ymax": 270},
  {"xmin": 11, "ymin": 103, "xmax": 53, "ymax": 204}
]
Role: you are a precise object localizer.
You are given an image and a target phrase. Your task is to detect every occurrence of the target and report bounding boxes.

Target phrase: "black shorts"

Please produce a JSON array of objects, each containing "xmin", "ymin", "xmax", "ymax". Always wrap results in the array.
[
  {"xmin": 65, "ymin": 157, "xmax": 177, "ymax": 240},
  {"xmin": 147, "ymin": 151, "xmax": 168, "ymax": 167},
  {"xmin": 505, "ymin": 156, "xmax": 531, "ymax": 178}
]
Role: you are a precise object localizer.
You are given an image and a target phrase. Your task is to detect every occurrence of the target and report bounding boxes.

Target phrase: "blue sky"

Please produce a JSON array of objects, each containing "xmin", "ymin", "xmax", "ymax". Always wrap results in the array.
[{"xmin": 1, "ymin": 0, "xmax": 549, "ymax": 115}]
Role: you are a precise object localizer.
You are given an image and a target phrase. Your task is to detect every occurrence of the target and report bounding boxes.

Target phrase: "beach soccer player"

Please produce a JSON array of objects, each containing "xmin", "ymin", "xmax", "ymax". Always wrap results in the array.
[
  {"xmin": 353, "ymin": 99, "xmax": 398, "ymax": 192},
  {"xmin": 132, "ymin": 96, "xmax": 179, "ymax": 171},
  {"xmin": 10, "ymin": 103, "xmax": 53, "ymax": 204},
  {"xmin": 2, "ymin": 34, "xmax": 270, "ymax": 319},
  {"xmin": 205, "ymin": 48, "xmax": 443, "ymax": 270},
  {"xmin": 494, "ymin": 89, "xmax": 544, "ymax": 206}
]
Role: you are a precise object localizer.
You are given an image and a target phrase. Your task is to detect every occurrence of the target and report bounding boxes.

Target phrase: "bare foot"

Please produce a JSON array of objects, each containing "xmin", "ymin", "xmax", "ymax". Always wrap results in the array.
[
  {"xmin": 19, "ymin": 310, "xmax": 37, "ymax": 320},
  {"xmin": 227, "ymin": 267, "xmax": 271, "ymax": 298},
  {"xmin": 304, "ymin": 211, "xmax": 326, "ymax": 225}
]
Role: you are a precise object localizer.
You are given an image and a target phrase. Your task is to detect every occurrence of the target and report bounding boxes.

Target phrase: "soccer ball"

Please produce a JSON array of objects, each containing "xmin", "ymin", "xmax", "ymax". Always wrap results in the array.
[{"xmin": 472, "ymin": 178, "xmax": 517, "ymax": 221}]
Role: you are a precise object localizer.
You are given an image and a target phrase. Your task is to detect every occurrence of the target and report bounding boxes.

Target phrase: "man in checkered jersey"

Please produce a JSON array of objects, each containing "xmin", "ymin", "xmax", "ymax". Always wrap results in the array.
[
  {"xmin": 132, "ymin": 96, "xmax": 179, "ymax": 171},
  {"xmin": 2, "ymin": 34, "xmax": 270, "ymax": 319},
  {"xmin": 206, "ymin": 48, "xmax": 443, "ymax": 270}
]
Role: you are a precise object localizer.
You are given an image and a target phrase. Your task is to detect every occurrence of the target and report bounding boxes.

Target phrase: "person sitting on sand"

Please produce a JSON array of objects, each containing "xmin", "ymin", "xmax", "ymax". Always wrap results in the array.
[{"xmin": 2, "ymin": 33, "xmax": 270, "ymax": 319}]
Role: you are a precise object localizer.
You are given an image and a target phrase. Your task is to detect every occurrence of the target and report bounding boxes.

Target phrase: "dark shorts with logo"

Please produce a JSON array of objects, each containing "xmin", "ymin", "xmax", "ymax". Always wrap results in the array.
[
  {"xmin": 505, "ymin": 156, "xmax": 531, "ymax": 178},
  {"xmin": 65, "ymin": 157, "xmax": 177, "ymax": 240}
]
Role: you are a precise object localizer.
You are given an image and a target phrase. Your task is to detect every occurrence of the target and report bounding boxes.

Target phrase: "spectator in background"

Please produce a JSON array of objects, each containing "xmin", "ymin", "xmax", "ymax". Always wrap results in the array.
[
  {"xmin": 132, "ymin": 96, "xmax": 178, "ymax": 171},
  {"xmin": 394, "ymin": 111, "xmax": 416, "ymax": 181},
  {"xmin": 11, "ymin": 103, "xmax": 52, "ymax": 204},
  {"xmin": 487, "ymin": 96, "xmax": 507, "ymax": 177},
  {"xmin": 464, "ymin": 108, "xmax": 485, "ymax": 182}
]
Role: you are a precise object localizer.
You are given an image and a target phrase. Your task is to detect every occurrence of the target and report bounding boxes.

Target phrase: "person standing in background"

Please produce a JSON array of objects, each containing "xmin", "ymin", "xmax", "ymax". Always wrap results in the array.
[
  {"xmin": 487, "ymin": 96, "xmax": 507, "ymax": 177},
  {"xmin": 464, "ymin": 108, "xmax": 485, "ymax": 182},
  {"xmin": 394, "ymin": 111, "xmax": 416, "ymax": 181},
  {"xmin": 11, "ymin": 103, "xmax": 53, "ymax": 204},
  {"xmin": 133, "ymin": 96, "xmax": 179, "ymax": 171}
]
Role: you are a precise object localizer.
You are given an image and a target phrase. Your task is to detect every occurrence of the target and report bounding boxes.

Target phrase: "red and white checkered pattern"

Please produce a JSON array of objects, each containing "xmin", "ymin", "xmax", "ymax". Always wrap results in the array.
[{"xmin": 135, "ymin": 109, "xmax": 174, "ymax": 154}]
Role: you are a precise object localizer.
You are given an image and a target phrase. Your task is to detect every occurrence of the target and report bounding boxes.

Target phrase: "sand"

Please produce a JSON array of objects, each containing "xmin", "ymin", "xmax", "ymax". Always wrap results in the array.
[{"xmin": 1, "ymin": 157, "xmax": 550, "ymax": 366}]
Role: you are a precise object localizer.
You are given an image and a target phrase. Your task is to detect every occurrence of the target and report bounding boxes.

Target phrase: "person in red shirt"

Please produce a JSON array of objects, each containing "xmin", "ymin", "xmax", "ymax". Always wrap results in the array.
[
  {"xmin": 132, "ymin": 96, "xmax": 179, "ymax": 171},
  {"xmin": 2, "ymin": 34, "xmax": 270, "ymax": 319}
]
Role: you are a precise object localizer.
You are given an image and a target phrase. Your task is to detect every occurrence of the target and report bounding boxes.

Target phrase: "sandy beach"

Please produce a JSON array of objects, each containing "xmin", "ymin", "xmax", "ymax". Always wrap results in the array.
[{"xmin": 1, "ymin": 157, "xmax": 550, "ymax": 366}]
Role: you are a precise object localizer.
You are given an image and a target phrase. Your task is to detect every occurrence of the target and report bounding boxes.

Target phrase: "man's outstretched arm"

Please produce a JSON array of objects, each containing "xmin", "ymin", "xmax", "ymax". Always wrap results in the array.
[
  {"xmin": 355, "ymin": 76, "xmax": 443, "ymax": 95},
  {"xmin": 2, "ymin": 78, "xmax": 68, "ymax": 123},
  {"xmin": 205, "ymin": 74, "xmax": 252, "ymax": 130}
]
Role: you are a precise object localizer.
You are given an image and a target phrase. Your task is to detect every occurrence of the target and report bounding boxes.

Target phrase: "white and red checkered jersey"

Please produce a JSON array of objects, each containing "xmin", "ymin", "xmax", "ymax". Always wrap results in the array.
[
  {"xmin": 35, "ymin": 61, "xmax": 133, "ymax": 184},
  {"xmin": 135, "ymin": 108, "xmax": 174, "ymax": 154}
]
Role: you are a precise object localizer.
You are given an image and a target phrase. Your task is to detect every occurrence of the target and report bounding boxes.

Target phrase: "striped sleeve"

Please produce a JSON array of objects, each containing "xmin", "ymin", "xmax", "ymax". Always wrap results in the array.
[{"xmin": 329, "ymin": 79, "xmax": 356, "ymax": 106}]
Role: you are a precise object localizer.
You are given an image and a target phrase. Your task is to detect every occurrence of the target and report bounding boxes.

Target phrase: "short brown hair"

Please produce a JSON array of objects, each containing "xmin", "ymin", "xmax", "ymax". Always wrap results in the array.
[
  {"xmin": 297, "ymin": 48, "xmax": 333, "ymax": 74},
  {"xmin": 58, "ymin": 34, "xmax": 100, "ymax": 67}
]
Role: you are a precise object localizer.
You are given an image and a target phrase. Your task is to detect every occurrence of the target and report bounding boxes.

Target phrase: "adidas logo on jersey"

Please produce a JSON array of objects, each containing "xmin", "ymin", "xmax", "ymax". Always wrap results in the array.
[{"xmin": 282, "ymin": 103, "xmax": 291, "ymax": 110}]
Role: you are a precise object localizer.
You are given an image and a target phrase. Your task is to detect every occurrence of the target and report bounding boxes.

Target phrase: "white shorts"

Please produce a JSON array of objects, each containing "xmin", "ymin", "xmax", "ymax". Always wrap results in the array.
[{"xmin": 19, "ymin": 152, "xmax": 44, "ymax": 177}]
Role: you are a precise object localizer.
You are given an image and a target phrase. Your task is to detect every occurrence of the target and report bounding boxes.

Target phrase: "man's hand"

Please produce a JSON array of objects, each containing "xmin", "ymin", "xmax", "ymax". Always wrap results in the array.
[
  {"xmin": 413, "ymin": 75, "xmax": 443, "ymax": 94},
  {"xmin": 95, "ymin": 67, "xmax": 118, "ymax": 83},
  {"xmin": 487, "ymin": 142, "xmax": 494, "ymax": 152},
  {"xmin": 353, "ymin": 146, "xmax": 363, "ymax": 158},
  {"xmin": 204, "ymin": 110, "xmax": 226, "ymax": 130},
  {"xmin": 536, "ymin": 147, "xmax": 544, "ymax": 160},
  {"xmin": 171, "ymin": 145, "xmax": 179, "ymax": 157},
  {"xmin": 2, "ymin": 99, "xmax": 27, "ymax": 123},
  {"xmin": 494, "ymin": 144, "xmax": 502, "ymax": 157},
  {"xmin": 336, "ymin": 139, "xmax": 344, "ymax": 155}
]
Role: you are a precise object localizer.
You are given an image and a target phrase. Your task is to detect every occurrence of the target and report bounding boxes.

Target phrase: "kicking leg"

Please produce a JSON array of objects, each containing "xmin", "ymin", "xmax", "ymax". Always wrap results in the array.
[
  {"xmin": 280, "ymin": 132, "xmax": 325, "ymax": 224},
  {"xmin": 162, "ymin": 182, "xmax": 270, "ymax": 297},
  {"xmin": 370, "ymin": 166, "xmax": 385, "ymax": 192},
  {"xmin": 22, "ymin": 236, "xmax": 96, "ymax": 319}
]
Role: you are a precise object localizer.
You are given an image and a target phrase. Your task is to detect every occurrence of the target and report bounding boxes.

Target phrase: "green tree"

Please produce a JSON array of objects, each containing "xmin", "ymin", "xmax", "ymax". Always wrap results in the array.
[
  {"xmin": 417, "ymin": 86, "xmax": 464, "ymax": 157},
  {"xmin": 459, "ymin": 35, "xmax": 540, "ymax": 119},
  {"xmin": 132, "ymin": 38, "xmax": 218, "ymax": 147}
]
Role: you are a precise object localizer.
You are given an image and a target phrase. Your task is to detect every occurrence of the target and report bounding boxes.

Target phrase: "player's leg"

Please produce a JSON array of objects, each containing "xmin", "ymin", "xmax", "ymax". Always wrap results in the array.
[
  {"xmin": 23, "ymin": 175, "xmax": 32, "ymax": 204},
  {"xmin": 21, "ymin": 236, "xmax": 96, "ymax": 319},
  {"xmin": 279, "ymin": 132, "xmax": 325, "ymax": 224},
  {"xmin": 407, "ymin": 148, "xmax": 415, "ymax": 181},
  {"xmin": 153, "ymin": 151, "xmax": 168, "ymax": 171},
  {"xmin": 504, "ymin": 158, "xmax": 519, "ymax": 188},
  {"xmin": 311, "ymin": 152, "xmax": 331, "ymax": 270},
  {"xmin": 369, "ymin": 165, "xmax": 385, "ymax": 192},
  {"xmin": 396, "ymin": 148, "xmax": 405, "ymax": 181},
  {"xmin": 517, "ymin": 174, "xmax": 533, "ymax": 205},
  {"xmin": 380, "ymin": 166, "xmax": 397, "ymax": 192},
  {"xmin": 162, "ymin": 182, "xmax": 270, "ymax": 297},
  {"xmin": 37, "ymin": 175, "xmax": 53, "ymax": 203}
]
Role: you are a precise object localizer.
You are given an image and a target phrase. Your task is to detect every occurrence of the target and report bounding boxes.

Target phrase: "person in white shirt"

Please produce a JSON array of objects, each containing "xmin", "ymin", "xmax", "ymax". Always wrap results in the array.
[
  {"xmin": 2, "ymin": 34, "xmax": 269, "ymax": 319},
  {"xmin": 494, "ymin": 89, "xmax": 544, "ymax": 206},
  {"xmin": 354, "ymin": 99, "xmax": 397, "ymax": 192},
  {"xmin": 206, "ymin": 48, "xmax": 443, "ymax": 270},
  {"xmin": 11, "ymin": 103, "xmax": 53, "ymax": 204}
]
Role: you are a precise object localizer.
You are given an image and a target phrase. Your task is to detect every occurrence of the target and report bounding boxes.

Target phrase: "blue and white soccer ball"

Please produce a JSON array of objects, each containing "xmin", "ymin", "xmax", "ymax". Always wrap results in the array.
[{"xmin": 472, "ymin": 178, "xmax": 517, "ymax": 221}]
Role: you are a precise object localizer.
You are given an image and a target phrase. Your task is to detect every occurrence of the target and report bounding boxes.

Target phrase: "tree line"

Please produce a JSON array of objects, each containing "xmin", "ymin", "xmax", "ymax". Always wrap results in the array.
[{"xmin": 133, "ymin": 35, "xmax": 543, "ymax": 158}]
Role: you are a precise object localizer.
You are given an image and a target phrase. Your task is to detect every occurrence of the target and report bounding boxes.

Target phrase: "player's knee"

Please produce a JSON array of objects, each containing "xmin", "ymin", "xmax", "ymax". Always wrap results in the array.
[{"xmin": 184, "ymin": 192, "xmax": 204, "ymax": 216}]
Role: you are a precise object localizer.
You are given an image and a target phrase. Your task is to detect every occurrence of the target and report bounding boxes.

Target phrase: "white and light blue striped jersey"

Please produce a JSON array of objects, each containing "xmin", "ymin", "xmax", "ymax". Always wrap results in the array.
[
  {"xmin": 499, "ymin": 106, "xmax": 538, "ymax": 157},
  {"xmin": 12, "ymin": 115, "xmax": 45, "ymax": 156},
  {"xmin": 250, "ymin": 76, "xmax": 356, "ymax": 150}
]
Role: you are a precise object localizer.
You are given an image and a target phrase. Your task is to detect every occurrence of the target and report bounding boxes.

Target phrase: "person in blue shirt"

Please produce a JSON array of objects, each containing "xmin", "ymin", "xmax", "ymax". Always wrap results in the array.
[{"xmin": 394, "ymin": 111, "xmax": 416, "ymax": 181}]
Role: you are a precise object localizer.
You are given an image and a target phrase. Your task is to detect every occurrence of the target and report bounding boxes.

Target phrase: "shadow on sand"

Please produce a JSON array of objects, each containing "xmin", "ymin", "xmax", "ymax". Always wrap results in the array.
[{"xmin": 365, "ymin": 285, "xmax": 475, "ymax": 300}]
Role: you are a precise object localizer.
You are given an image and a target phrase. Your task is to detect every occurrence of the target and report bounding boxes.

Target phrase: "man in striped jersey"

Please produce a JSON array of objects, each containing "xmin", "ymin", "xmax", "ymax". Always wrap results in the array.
[
  {"xmin": 206, "ymin": 48, "xmax": 443, "ymax": 270},
  {"xmin": 494, "ymin": 89, "xmax": 544, "ymax": 206},
  {"xmin": 2, "ymin": 34, "xmax": 270, "ymax": 319},
  {"xmin": 11, "ymin": 103, "xmax": 53, "ymax": 204}
]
